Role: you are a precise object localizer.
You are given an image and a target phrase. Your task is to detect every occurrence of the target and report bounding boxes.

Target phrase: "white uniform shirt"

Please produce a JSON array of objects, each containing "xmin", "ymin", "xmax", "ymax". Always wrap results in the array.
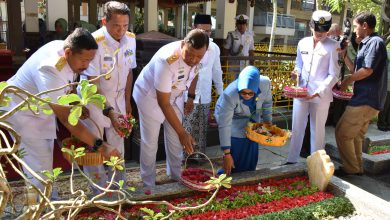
[
  {"xmin": 83, "ymin": 26, "xmax": 136, "ymax": 126},
  {"xmin": 186, "ymin": 40, "xmax": 223, "ymax": 104},
  {"xmin": 223, "ymin": 29, "xmax": 254, "ymax": 56},
  {"xmin": 133, "ymin": 41, "xmax": 199, "ymax": 123},
  {"xmin": 5, "ymin": 41, "xmax": 75, "ymax": 139},
  {"xmin": 295, "ymin": 36, "xmax": 341, "ymax": 103}
]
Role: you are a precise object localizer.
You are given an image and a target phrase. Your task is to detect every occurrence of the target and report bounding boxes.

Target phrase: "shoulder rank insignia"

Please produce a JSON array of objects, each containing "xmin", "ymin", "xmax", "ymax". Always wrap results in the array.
[
  {"xmin": 166, "ymin": 53, "xmax": 179, "ymax": 65},
  {"xmin": 95, "ymin": 35, "xmax": 105, "ymax": 43},
  {"xmin": 126, "ymin": 32, "xmax": 135, "ymax": 38},
  {"xmin": 55, "ymin": 56, "xmax": 67, "ymax": 71}
]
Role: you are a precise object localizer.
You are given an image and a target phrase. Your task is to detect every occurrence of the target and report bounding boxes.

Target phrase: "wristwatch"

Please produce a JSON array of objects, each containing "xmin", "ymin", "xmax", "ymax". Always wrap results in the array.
[
  {"xmin": 92, "ymin": 138, "xmax": 104, "ymax": 152},
  {"xmin": 102, "ymin": 106, "xmax": 114, "ymax": 117},
  {"xmin": 187, "ymin": 93, "xmax": 196, "ymax": 99}
]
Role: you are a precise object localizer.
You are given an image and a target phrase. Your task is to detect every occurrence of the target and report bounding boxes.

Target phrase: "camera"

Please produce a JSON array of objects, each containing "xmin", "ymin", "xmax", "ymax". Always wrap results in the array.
[{"xmin": 339, "ymin": 19, "xmax": 351, "ymax": 50}]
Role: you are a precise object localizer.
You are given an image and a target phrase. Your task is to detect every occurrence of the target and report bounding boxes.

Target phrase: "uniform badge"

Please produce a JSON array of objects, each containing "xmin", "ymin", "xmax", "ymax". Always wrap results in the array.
[
  {"xmin": 178, "ymin": 75, "xmax": 185, "ymax": 79},
  {"xmin": 172, "ymin": 85, "xmax": 177, "ymax": 89},
  {"xmin": 301, "ymin": 51, "xmax": 308, "ymax": 54},
  {"xmin": 124, "ymin": 49, "xmax": 133, "ymax": 57},
  {"xmin": 55, "ymin": 56, "xmax": 67, "ymax": 71},
  {"xmin": 166, "ymin": 53, "xmax": 179, "ymax": 65},
  {"xmin": 104, "ymin": 56, "xmax": 113, "ymax": 61},
  {"xmin": 126, "ymin": 32, "xmax": 135, "ymax": 38},
  {"xmin": 95, "ymin": 35, "xmax": 105, "ymax": 43}
]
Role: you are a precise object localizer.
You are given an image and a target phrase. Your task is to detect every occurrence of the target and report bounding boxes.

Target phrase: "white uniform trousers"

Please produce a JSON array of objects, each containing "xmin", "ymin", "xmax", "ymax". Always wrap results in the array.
[
  {"xmin": 139, "ymin": 103, "xmax": 183, "ymax": 188},
  {"xmin": 287, "ymin": 99, "xmax": 330, "ymax": 163},
  {"xmin": 20, "ymin": 138, "xmax": 58, "ymax": 199},
  {"xmin": 82, "ymin": 119, "xmax": 126, "ymax": 194}
]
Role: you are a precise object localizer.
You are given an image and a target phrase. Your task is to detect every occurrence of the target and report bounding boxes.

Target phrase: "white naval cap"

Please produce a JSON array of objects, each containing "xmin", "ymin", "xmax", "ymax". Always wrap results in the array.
[
  {"xmin": 310, "ymin": 10, "xmax": 332, "ymax": 32},
  {"xmin": 235, "ymin": 14, "xmax": 249, "ymax": 24}
]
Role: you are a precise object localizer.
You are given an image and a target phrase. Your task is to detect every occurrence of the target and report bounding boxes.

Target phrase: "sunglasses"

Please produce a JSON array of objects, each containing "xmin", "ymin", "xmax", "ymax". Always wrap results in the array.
[{"xmin": 239, "ymin": 91, "xmax": 255, "ymax": 97}]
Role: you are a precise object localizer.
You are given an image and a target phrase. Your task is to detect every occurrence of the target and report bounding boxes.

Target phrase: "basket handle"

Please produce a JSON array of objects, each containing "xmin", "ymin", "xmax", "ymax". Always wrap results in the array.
[
  {"xmin": 248, "ymin": 107, "xmax": 289, "ymax": 130},
  {"xmin": 184, "ymin": 151, "xmax": 215, "ymax": 177}
]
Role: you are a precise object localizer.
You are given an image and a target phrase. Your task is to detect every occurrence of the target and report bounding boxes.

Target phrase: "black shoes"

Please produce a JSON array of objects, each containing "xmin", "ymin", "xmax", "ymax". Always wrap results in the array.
[
  {"xmin": 282, "ymin": 162, "xmax": 297, "ymax": 165},
  {"xmin": 377, "ymin": 126, "xmax": 388, "ymax": 132},
  {"xmin": 334, "ymin": 168, "xmax": 363, "ymax": 177}
]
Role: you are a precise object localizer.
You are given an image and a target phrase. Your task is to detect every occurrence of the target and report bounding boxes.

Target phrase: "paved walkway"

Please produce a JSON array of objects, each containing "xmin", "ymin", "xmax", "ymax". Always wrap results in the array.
[{"xmin": 204, "ymin": 124, "xmax": 390, "ymax": 202}]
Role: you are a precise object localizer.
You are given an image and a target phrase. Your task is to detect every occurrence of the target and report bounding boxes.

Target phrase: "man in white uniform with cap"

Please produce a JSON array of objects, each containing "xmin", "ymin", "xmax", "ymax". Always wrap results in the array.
[
  {"xmin": 81, "ymin": 1, "xmax": 136, "ymax": 194},
  {"xmin": 183, "ymin": 14, "xmax": 224, "ymax": 156},
  {"xmin": 223, "ymin": 14, "xmax": 254, "ymax": 75},
  {"xmin": 3, "ymin": 28, "xmax": 120, "ymax": 198},
  {"xmin": 133, "ymin": 29, "xmax": 209, "ymax": 191},
  {"xmin": 285, "ymin": 10, "xmax": 340, "ymax": 164}
]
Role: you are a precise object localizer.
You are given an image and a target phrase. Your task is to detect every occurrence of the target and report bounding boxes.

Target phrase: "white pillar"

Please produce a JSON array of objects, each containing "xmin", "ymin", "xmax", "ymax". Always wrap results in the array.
[
  {"xmin": 144, "ymin": 0, "xmax": 158, "ymax": 32},
  {"xmin": 283, "ymin": 0, "xmax": 292, "ymax": 49},
  {"xmin": 24, "ymin": 0, "xmax": 39, "ymax": 32},
  {"xmin": 129, "ymin": 1, "xmax": 136, "ymax": 32},
  {"xmin": 203, "ymin": 1, "xmax": 211, "ymax": 15},
  {"xmin": 175, "ymin": 6, "xmax": 184, "ymax": 38},
  {"xmin": 47, "ymin": 0, "xmax": 68, "ymax": 31},
  {"xmin": 246, "ymin": 1, "xmax": 254, "ymax": 32},
  {"xmin": 215, "ymin": 0, "xmax": 237, "ymax": 39}
]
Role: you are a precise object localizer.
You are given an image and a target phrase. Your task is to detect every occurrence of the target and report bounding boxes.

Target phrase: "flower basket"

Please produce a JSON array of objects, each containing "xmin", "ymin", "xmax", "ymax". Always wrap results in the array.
[
  {"xmin": 181, "ymin": 152, "xmax": 217, "ymax": 191},
  {"xmin": 283, "ymin": 86, "xmax": 308, "ymax": 98},
  {"xmin": 61, "ymin": 118, "xmax": 104, "ymax": 166},
  {"xmin": 332, "ymin": 87, "xmax": 353, "ymax": 100},
  {"xmin": 246, "ymin": 122, "xmax": 289, "ymax": 147},
  {"xmin": 62, "ymin": 137, "xmax": 104, "ymax": 166}
]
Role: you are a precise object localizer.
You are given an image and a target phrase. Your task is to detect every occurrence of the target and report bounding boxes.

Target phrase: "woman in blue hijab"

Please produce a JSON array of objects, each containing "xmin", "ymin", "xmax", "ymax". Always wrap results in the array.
[{"xmin": 215, "ymin": 66, "xmax": 273, "ymax": 175}]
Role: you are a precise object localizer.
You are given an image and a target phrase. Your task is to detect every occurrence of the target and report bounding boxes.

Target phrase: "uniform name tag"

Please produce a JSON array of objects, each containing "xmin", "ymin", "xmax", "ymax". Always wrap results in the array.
[
  {"xmin": 104, "ymin": 56, "xmax": 113, "ymax": 61},
  {"xmin": 178, "ymin": 75, "xmax": 185, "ymax": 79},
  {"xmin": 301, "ymin": 51, "xmax": 308, "ymax": 54}
]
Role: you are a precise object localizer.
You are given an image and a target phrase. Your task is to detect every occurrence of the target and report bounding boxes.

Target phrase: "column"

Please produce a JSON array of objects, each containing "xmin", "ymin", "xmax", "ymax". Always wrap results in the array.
[
  {"xmin": 74, "ymin": 0, "xmax": 81, "ymax": 23},
  {"xmin": 88, "ymin": 0, "xmax": 97, "ymax": 26},
  {"xmin": 203, "ymin": 1, "xmax": 211, "ymax": 15},
  {"xmin": 163, "ymin": 9, "xmax": 169, "ymax": 29},
  {"xmin": 144, "ymin": 0, "xmax": 158, "ymax": 32},
  {"xmin": 24, "ymin": 0, "xmax": 39, "ymax": 32},
  {"xmin": 68, "ymin": 0, "xmax": 74, "ymax": 31},
  {"xmin": 215, "ymin": 0, "xmax": 237, "ymax": 39},
  {"xmin": 283, "ymin": 0, "xmax": 292, "ymax": 50},
  {"xmin": 246, "ymin": 1, "xmax": 254, "ymax": 32},
  {"xmin": 175, "ymin": 6, "xmax": 184, "ymax": 38},
  {"xmin": 7, "ymin": 0, "xmax": 23, "ymax": 55},
  {"xmin": 47, "ymin": 0, "xmax": 68, "ymax": 31},
  {"xmin": 129, "ymin": 1, "xmax": 136, "ymax": 32}
]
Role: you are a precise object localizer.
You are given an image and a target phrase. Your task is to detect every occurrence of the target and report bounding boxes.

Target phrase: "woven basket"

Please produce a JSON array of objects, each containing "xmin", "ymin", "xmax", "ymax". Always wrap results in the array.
[
  {"xmin": 246, "ymin": 122, "xmax": 289, "ymax": 147},
  {"xmin": 62, "ymin": 137, "xmax": 104, "ymax": 166},
  {"xmin": 181, "ymin": 152, "xmax": 217, "ymax": 192},
  {"xmin": 332, "ymin": 87, "xmax": 353, "ymax": 100},
  {"xmin": 283, "ymin": 86, "xmax": 308, "ymax": 98},
  {"xmin": 61, "ymin": 118, "xmax": 104, "ymax": 166}
]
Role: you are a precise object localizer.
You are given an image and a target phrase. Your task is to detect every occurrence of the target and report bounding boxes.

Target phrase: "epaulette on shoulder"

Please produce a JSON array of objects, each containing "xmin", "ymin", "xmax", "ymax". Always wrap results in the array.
[
  {"xmin": 55, "ymin": 56, "xmax": 67, "ymax": 71},
  {"xmin": 126, "ymin": 31, "xmax": 135, "ymax": 38},
  {"xmin": 95, "ymin": 34, "xmax": 105, "ymax": 43},
  {"xmin": 166, "ymin": 53, "xmax": 179, "ymax": 65}
]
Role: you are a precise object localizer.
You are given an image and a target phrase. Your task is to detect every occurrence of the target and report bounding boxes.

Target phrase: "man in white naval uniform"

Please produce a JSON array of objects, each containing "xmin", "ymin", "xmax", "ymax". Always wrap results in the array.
[
  {"xmin": 133, "ymin": 29, "xmax": 209, "ymax": 190},
  {"xmin": 81, "ymin": 1, "xmax": 136, "ymax": 193},
  {"xmin": 183, "ymin": 14, "xmax": 224, "ymax": 156},
  {"xmin": 3, "ymin": 28, "xmax": 120, "ymax": 197},
  {"xmin": 223, "ymin": 14, "xmax": 254, "ymax": 75},
  {"xmin": 285, "ymin": 10, "xmax": 340, "ymax": 164}
]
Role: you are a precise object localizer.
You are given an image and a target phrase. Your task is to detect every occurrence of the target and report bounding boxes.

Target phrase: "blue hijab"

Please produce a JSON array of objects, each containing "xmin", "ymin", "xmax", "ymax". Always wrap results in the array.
[{"xmin": 237, "ymin": 66, "xmax": 261, "ymax": 112}]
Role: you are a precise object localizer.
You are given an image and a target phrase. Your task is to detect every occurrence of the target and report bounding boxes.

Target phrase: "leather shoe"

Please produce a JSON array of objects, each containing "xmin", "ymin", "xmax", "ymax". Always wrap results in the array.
[
  {"xmin": 377, "ymin": 126, "xmax": 388, "ymax": 131},
  {"xmin": 334, "ymin": 169, "xmax": 363, "ymax": 177},
  {"xmin": 282, "ymin": 162, "xmax": 297, "ymax": 165}
]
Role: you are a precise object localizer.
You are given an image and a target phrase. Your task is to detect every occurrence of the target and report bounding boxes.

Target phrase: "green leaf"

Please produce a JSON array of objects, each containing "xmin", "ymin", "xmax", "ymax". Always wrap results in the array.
[
  {"xmin": 57, "ymin": 94, "xmax": 81, "ymax": 105},
  {"xmin": 68, "ymin": 106, "xmax": 82, "ymax": 126},
  {"xmin": 0, "ymin": 81, "xmax": 7, "ymax": 91},
  {"xmin": 41, "ymin": 107, "xmax": 53, "ymax": 115},
  {"xmin": 86, "ymin": 94, "xmax": 106, "ymax": 110},
  {"xmin": 127, "ymin": 186, "xmax": 136, "ymax": 191},
  {"xmin": 118, "ymin": 180, "xmax": 124, "ymax": 189},
  {"xmin": 52, "ymin": 167, "xmax": 63, "ymax": 180}
]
